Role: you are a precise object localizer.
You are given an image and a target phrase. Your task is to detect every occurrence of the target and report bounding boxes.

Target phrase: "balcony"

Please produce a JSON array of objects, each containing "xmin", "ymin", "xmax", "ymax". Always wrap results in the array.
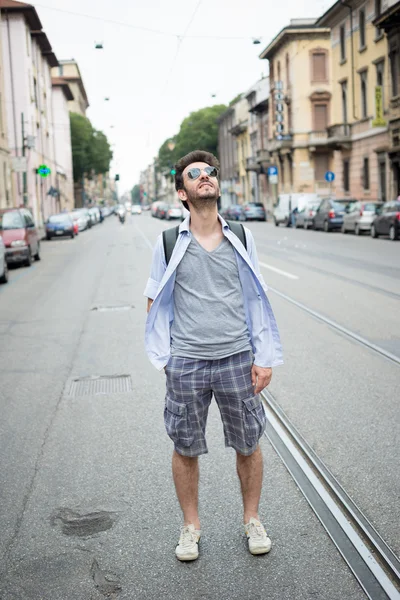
[
  {"xmin": 256, "ymin": 148, "xmax": 271, "ymax": 164},
  {"xmin": 267, "ymin": 136, "xmax": 293, "ymax": 153},
  {"xmin": 327, "ymin": 123, "xmax": 352, "ymax": 149},
  {"xmin": 246, "ymin": 157, "xmax": 260, "ymax": 172},
  {"xmin": 308, "ymin": 130, "xmax": 329, "ymax": 146}
]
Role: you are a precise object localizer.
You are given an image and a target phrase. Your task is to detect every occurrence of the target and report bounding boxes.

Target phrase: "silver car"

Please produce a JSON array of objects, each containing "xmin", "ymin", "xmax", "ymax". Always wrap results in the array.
[
  {"xmin": 342, "ymin": 201, "xmax": 382, "ymax": 235},
  {"xmin": 295, "ymin": 202, "xmax": 321, "ymax": 229}
]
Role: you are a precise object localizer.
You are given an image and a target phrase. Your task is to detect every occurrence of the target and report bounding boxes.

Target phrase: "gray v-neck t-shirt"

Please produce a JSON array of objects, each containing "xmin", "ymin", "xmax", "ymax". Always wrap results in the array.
[{"xmin": 170, "ymin": 234, "xmax": 252, "ymax": 360}]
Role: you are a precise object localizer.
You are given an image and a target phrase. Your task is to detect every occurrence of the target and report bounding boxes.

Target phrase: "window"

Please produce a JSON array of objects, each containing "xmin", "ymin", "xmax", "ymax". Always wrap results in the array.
[
  {"xmin": 360, "ymin": 71, "xmax": 368, "ymax": 118},
  {"xmin": 340, "ymin": 25, "xmax": 346, "ymax": 61},
  {"xmin": 25, "ymin": 27, "xmax": 30, "ymax": 56},
  {"xmin": 376, "ymin": 60, "xmax": 385, "ymax": 107},
  {"xmin": 58, "ymin": 65, "xmax": 64, "ymax": 76},
  {"xmin": 359, "ymin": 9, "xmax": 366, "ymax": 49},
  {"xmin": 363, "ymin": 157, "xmax": 370, "ymax": 190},
  {"xmin": 375, "ymin": 0, "xmax": 382, "ymax": 38},
  {"xmin": 312, "ymin": 52, "xmax": 327, "ymax": 82},
  {"xmin": 390, "ymin": 50, "xmax": 399, "ymax": 97},
  {"xmin": 33, "ymin": 77, "xmax": 38, "ymax": 107},
  {"xmin": 286, "ymin": 53, "xmax": 290, "ymax": 89},
  {"xmin": 343, "ymin": 159, "xmax": 350, "ymax": 192},
  {"xmin": 315, "ymin": 154, "xmax": 329, "ymax": 180},
  {"xmin": 314, "ymin": 104, "xmax": 328, "ymax": 130},
  {"xmin": 341, "ymin": 81, "xmax": 348, "ymax": 123},
  {"xmin": 378, "ymin": 158, "xmax": 386, "ymax": 202}
]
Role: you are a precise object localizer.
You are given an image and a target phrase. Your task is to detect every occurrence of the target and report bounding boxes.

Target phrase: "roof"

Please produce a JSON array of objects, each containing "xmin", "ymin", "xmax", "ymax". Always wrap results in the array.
[
  {"xmin": 0, "ymin": 0, "xmax": 42, "ymax": 30},
  {"xmin": 54, "ymin": 60, "xmax": 89, "ymax": 108},
  {"xmin": 52, "ymin": 77, "xmax": 74, "ymax": 101},
  {"xmin": 31, "ymin": 31, "xmax": 58, "ymax": 67},
  {"xmin": 317, "ymin": 0, "xmax": 352, "ymax": 26},
  {"xmin": 373, "ymin": 0, "xmax": 400, "ymax": 31},
  {"xmin": 259, "ymin": 22, "xmax": 330, "ymax": 60}
]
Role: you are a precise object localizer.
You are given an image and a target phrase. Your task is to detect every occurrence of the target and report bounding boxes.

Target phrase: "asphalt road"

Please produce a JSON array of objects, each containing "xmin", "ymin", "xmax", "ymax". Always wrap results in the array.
[{"xmin": 0, "ymin": 212, "xmax": 397, "ymax": 599}]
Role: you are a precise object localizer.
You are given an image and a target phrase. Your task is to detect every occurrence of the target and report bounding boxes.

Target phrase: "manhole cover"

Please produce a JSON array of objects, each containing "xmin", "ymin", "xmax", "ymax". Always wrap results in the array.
[
  {"xmin": 67, "ymin": 375, "xmax": 133, "ymax": 397},
  {"xmin": 91, "ymin": 305, "xmax": 134, "ymax": 312}
]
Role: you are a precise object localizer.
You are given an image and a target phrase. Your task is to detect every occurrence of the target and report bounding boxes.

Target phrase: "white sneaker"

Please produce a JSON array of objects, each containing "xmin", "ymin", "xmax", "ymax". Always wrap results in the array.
[
  {"xmin": 175, "ymin": 524, "xmax": 201, "ymax": 561},
  {"xmin": 244, "ymin": 517, "xmax": 272, "ymax": 555}
]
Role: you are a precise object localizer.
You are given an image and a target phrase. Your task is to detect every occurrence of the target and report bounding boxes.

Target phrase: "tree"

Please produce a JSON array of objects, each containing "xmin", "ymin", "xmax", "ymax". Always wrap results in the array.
[
  {"xmin": 131, "ymin": 184, "xmax": 140, "ymax": 204},
  {"xmin": 173, "ymin": 104, "xmax": 227, "ymax": 161},
  {"xmin": 157, "ymin": 104, "xmax": 227, "ymax": 173},
  {"xmin": 70, "ymin": 112, "xmax": 113, "ymax": 182}
]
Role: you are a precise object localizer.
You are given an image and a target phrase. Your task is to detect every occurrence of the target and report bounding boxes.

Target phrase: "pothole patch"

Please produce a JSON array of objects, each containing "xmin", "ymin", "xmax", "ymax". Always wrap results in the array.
[
  {"xmin": 67, "ymin": 375, "xmax": 133, "ymax": 397},
  {"xmin": 51, "ymin": 508, "xmax": 118, "ymax": 537},
  {"xmin": 91, "ymin": 559, "xmax": 122, "ymax": 596}
]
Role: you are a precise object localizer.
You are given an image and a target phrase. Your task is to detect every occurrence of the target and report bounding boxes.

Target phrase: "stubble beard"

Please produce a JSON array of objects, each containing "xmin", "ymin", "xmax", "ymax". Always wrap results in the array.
[{"xmin": 185, "ymin": 186, "xmax": 219, "ymax": 212}]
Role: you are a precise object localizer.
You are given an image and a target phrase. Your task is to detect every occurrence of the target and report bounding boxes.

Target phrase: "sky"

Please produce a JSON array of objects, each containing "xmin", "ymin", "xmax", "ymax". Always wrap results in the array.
[{"xmin": 36, "ymin": 0, "xmax": 334, "ymax": 193}]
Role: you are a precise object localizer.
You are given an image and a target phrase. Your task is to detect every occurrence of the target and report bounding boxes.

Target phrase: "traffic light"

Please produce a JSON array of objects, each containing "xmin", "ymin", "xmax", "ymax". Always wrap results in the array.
[
  {"xmin": 170, "ymin": 168, "xmax": 176, "ymax": 176},
  {"xmin": 115, "ymin": 174, "xmax": 120, "ymax": 181}
]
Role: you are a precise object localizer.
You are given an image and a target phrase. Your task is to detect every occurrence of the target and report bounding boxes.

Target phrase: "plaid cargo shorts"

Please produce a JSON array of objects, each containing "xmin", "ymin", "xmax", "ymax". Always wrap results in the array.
[{"xmin": 164, "ymin": 350, "xmax": 266, "ymax": 457}]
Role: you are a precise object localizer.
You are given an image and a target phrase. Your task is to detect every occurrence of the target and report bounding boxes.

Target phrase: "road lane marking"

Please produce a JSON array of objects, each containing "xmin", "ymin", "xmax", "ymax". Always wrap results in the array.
[{"xmin": 259, "ymin": 262, "xmax": 299, "ymax": 280}]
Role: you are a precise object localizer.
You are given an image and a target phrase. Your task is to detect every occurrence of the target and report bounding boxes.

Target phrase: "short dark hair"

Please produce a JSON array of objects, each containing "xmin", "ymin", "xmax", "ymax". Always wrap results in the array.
[{"xmin": 174, "ymin": 150, "xmax": 220, "ymax": 211}]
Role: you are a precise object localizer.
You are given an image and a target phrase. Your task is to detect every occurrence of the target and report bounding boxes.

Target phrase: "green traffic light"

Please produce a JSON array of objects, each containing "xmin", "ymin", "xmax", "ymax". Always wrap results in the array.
[{"xmin": 170, "ymin": 169, "xmax": 176, "ymax": 176}]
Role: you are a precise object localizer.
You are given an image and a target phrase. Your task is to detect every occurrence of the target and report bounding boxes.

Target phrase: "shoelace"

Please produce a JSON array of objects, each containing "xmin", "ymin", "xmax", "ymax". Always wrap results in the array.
[
  {"xmin": 179, "ymin": 526, "xmax": 198, "ymax": 548},
  {"xmin": 248, "ymin": 522, "xmax": 266, "ymax": 540}
]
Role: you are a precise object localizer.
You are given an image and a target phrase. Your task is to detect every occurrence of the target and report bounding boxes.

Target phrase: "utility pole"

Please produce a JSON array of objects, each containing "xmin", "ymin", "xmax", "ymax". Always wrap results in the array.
[{"xmin": 21, "ymin": 112, "xmax": 28, "ymax": 206}]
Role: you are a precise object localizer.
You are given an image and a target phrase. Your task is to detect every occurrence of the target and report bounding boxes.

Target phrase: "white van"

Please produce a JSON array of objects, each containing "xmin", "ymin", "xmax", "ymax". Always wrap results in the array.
[{"xmin": 273, "ymin": 193, "xmax": 320, "ymax": 226}]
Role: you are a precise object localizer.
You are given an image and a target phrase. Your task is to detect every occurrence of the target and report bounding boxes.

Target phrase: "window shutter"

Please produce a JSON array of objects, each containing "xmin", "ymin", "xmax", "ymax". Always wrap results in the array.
[
  {"xmin": 314, "ymin": 104, "xmax": 328, "ymax": 130},
  {"xmin": 313, "ymin": 53, "xmax": 326, "ymax": 81}
]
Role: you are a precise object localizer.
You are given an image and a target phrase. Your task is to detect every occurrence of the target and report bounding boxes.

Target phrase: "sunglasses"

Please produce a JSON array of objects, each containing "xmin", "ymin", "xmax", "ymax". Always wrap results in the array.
[{"xmin": 187, "ymin": 166, "xmax": 218, "ymax": 180}]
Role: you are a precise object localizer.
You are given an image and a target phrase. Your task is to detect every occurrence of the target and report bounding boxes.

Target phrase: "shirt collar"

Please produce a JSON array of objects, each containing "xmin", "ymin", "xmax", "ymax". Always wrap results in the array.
[{"xmin": 179, "ymin": 213, "xmax": 229, "ymax": 234}]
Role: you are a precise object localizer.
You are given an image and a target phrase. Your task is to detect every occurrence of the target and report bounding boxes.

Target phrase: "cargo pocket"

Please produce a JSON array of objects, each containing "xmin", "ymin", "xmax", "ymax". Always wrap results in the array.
[
  {"xmin": 242, "ymin": 395, "xmax": 266, "ymax": 447},
  {"xmin": 164, "ymin": 395, "xmax": 194, "ymax": 447}
]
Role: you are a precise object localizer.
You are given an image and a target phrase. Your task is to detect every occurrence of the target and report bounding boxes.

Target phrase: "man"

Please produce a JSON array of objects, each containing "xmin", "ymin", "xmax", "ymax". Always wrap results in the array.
[{"xmin": 144, "ymin": 150, "xmax": 283, "ymax": 562}]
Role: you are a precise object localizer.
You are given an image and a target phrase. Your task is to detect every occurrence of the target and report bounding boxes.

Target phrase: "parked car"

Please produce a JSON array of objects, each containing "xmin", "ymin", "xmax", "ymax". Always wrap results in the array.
[
  {"xmin": 131, "ymin": 204, "xmax": 142, "ymax": 215},
  {"xmin": 371, "ymin": 200, "xmax": 400, "ymax": 240},
  {"xmin": 295, "ymin": 201, "xmax": 321, "ymax": 229},
  {"xmin": 313, "ymin": 198, "xmax": 357, "ymax": 232},
  {"xmin": 0, "ymin": 207, "xmax": 41, "ymax": 266},
  {"xmin": 274, "ymin": 193, "xmax": 320, "ymax": 226},
  {"xmin": 45, "ymin": 214, "xmax": 75, "ymax": 240},
  {"xmin": 88, "ymin": 207, "xmax": 101, "ymax": 225},
  {"xmin": 181, "ymin": 204, "xmax": 190, "ymax": 221},
  {"xmin": 240, "ymin": 202, "xmax": 266, "ymax": 221},
  {"xmin": 72, "ymin": 208, "xmax": 91, "ymax": 230},
  {"xmin": 224, "ymin": 204, "xmax": 243, "ymax": 221},
  {"xmin": 151, "ymin": 201, "xmax": 163, "ymax": 217},
  {"xmin": 342, "ymin": 201, "xmax": 382, "ymax": 235},
  {"xmin": 156, "ymin": 202, "xmax": 169, "ymax": 219},
  {"xmin": 165, "ymin": 203, "xmax": 182, "ymax": 220},
  {"xmin": 0, "ymin": 236, "xmax": 8, "ymax": 284}
]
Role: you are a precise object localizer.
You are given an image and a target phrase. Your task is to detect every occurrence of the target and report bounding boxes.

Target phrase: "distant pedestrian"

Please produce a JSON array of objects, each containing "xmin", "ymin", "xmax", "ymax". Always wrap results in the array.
[{"xmin": 144, "ymin": 150, "xmax": 283, "ymax": 561}]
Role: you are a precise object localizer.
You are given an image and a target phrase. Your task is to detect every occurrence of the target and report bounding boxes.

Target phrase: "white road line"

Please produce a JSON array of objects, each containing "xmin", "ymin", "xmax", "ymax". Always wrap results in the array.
[{"xmin": 259, "ymin": 262, "xmax": 299, "ymax": 280}]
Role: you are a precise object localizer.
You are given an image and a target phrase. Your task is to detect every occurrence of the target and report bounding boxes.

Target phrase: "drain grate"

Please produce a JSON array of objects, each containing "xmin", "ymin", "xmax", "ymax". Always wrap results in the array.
[
  {"xmin": 67, "ymin": 375, "xmax": 133, "ymax": 397},
  {"xmin": 91, "ymin": 305, "xmax": 134, "ymax": 312}
]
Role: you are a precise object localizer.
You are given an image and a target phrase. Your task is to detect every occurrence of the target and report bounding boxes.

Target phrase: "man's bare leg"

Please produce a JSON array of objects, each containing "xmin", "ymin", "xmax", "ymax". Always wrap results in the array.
[
  {"xmin": 236, "ymin": 445, "xmax": 263, "ymax": 523},
  {"xmin": 172, "ymin": 450, "xmax": 201, "ymax": 529}
]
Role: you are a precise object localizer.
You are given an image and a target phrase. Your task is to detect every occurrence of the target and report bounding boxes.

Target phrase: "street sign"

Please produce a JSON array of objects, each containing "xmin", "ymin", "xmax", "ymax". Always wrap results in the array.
[
  {"xmin": 268, "ymin": 166, "xmax": 278, "ymax": 176},
  {"xmin": 269, "ymin": 175, "xmax": 278, "ymax": 184},
  {"xmin": 325, "ymin": 171, "xmax": 335, "ymax": 182},
  {"xmin": 11, "ymin": 157, "xmax": 27, "ymax": 173},
  {"xmin": 37, "ymin": 164, "xmax": 51, "ymax": 178}
]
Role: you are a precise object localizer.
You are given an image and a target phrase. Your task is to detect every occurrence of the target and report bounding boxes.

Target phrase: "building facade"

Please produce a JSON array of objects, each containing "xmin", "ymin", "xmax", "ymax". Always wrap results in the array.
[
  {"xmin": 1, "ymin": 0, "xmax": 60, "ymax": 225},
  {"xmin": 217, "ymin": 106, "xmax": 237, "ymax": 208},
  {"xmin": 374, "ymin": 0, "xmax": 400, "ymax": 198},
  {"xmin": 52, "ymin": 60, "xmax": 89, "ymax": 117},
  {"xmin": 0, "ymin": 8, "xmax": 12, "ymax": 208},
  {"xmin": 51, "ymin": 77, "xmax": 74, "ymax": 211},
  {"xmin": 229, "ymin": 96, "xmax": 250, "ymax": 205},
  {"xmin": 260, "ymin": 19, "xmax": 334, "ymax": 198},
  {"xmin": 318, "ymin": 0, "xmax": 391, "ymax": 201}
]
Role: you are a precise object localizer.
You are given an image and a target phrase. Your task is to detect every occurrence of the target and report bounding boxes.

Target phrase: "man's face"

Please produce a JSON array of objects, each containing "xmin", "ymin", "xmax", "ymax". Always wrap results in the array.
[{"xmin": 178, "ymin": 162, "xmax": 220, "ymax": 208}]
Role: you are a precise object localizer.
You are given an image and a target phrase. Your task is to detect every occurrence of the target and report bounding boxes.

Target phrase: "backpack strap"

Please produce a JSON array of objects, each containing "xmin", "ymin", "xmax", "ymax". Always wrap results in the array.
[
  {"xmin": 226, "ymin": 220, "xmax": 247, "ymax": 251},
  {"xmin": 162, "ymin": 225, "xmax": 180, "ymax": 266},
  {"xmin": 162, "ymin": 220, "xmax": 247, "ymax": 266}
]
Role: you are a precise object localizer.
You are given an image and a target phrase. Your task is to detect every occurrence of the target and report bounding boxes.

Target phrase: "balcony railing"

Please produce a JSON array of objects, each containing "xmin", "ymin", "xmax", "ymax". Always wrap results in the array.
[
  {"xmin": 256, "ymin": 148, "xmax": 271, "ymax": 163},
  {"xmin": 327, "ymin": 123, "xmax": 351, "ymax": 139},
  {"xmin": 308, "ymin": 130, "xmax": 329, "ymax": 145},
  {"xmin": 246, "ymin": 157, "xmax": 260, "ymax": 172}
]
